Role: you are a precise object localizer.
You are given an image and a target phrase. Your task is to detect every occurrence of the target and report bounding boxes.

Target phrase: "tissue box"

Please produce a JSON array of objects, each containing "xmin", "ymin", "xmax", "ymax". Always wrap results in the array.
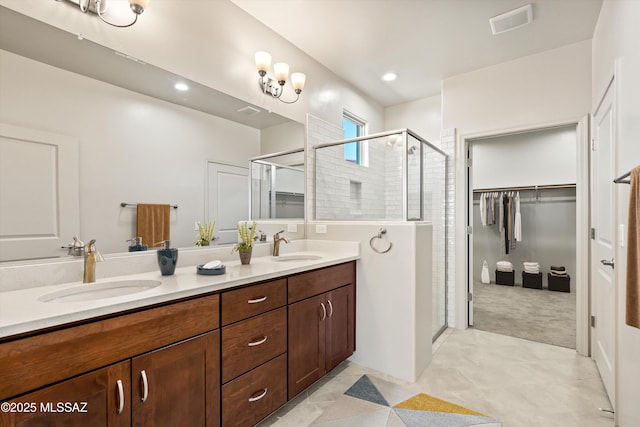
[
  {"xmin": 548, "ymin": 273, "xmax": 570, "ymax": 292},
  {"xmin": 495, "ymin": 269, "xmax": 514, "ymax": 286},
  {"xmin": 522, "ymin": 271, "xmax": 542, "ymax": 289}
]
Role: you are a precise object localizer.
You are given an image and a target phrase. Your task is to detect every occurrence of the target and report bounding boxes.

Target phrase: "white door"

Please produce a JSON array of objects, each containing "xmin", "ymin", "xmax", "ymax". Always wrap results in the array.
[
  {"xmin": 206, "ymin": 161, "xmax": 249, "ymax": 245},
  {"xmin": 0, "ymin": 124, "xmax": 79, "ymax": 261},
  {"xmin": 591, "ymin": 81, "xmax": 616, "ymax": 403}
]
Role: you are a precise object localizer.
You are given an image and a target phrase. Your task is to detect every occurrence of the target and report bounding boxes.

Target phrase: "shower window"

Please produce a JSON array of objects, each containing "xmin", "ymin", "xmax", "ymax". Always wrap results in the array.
[{"xmin": 342, "ymin": 110, "xmax": 367, "ymax": 166}]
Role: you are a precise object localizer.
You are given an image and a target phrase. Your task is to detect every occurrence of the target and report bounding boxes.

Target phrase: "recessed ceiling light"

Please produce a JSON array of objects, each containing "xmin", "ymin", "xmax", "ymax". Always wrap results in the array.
[
  {"xmin": 382, "ymin": 72, "xmax": 398, "ymax": 82},
  {"xmin": 174, "ymin": 82, "xmax": 189, "ymax": 91}
]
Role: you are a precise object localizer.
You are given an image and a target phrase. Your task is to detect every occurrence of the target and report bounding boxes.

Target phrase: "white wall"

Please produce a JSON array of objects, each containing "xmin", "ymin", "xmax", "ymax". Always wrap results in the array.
[
  {"xmin": 472, "ymin": 126, "xmax": 577, "ymax": 189},
  {"xmin": 592, "ymin": 1, "xmax": 640, "ymax": 425},
  {"xmin": 306, "ymin": 222, "xmax": 432, "ymax": 382},
  {"xmin": 260, "ymin": 121, "xmax": 305, "ymax": 155},
  {"xmin": 443, "ymin": 41, "xmax": 591, "ymax": 133},
  {"xmin": 0, "ymin": 50, "xmax": 260, "ymax": 254},
  {"xmin": 385, "ymin": 95, "xmax": 442, "ymax": 145},
  {"xmin": 0, "ymin": 0, "xmax": 385, "ymax": 134}
]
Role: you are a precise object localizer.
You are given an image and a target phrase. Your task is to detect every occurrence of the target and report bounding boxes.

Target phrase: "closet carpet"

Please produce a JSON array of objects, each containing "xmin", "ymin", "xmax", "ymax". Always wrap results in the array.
[{"xmin": 472, "ymin": 281, "xmax": 576, "ymax": 349}]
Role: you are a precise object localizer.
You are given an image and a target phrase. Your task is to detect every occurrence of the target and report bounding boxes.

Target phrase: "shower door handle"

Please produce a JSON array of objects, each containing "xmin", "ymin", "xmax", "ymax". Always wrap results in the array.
[{"xmin": 600, "ymin": 259, "xmax": 614, "ymax": 269}]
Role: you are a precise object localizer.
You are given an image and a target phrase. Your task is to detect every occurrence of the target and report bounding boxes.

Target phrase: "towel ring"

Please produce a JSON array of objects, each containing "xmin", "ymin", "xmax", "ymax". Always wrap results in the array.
[{"xmin": 370, "ymin": 228, "xmax": 392, "ymax": 254}]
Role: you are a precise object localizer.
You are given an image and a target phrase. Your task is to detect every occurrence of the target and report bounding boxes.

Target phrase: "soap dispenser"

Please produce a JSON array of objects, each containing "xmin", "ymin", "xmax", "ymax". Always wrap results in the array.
[
  {"xmin": 156, "ymin": 240, "xmax": 178, "ymax": 276},
  {"xmin": 127, "ymin": 237, "xmax": 148, "ymax": 252}
]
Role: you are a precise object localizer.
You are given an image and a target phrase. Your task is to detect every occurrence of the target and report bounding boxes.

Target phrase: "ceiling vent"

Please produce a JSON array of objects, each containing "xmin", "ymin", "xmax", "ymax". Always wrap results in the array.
[
  {"xmin": 489, "ymin": 4, "xmax": 533, "ymax": 35},
  {"xmin": 236, "ymin": 106, "xmax": 261, "ymax": 116}
]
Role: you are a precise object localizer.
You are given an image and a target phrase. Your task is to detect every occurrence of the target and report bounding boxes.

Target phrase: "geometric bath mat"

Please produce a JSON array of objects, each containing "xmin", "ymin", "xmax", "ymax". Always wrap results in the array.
[{"xmin": 311, "ymin": 375, "xmax": 502, "ymax": 426}]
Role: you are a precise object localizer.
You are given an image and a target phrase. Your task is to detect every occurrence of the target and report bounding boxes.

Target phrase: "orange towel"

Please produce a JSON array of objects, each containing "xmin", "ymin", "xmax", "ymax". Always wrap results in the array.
[
  {"xmin": 626, "ymin": 165, "xmax": 640, "ymax": 328},
  {"xmin": 136, "ymin": 204, "xmax": 171, "ymax": 248}
]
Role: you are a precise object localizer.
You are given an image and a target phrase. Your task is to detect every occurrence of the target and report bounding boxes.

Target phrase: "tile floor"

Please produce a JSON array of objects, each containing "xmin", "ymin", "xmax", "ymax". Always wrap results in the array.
[{"xmin": 259, "ymin": 328, "xmax": 614, "ymax": 427}]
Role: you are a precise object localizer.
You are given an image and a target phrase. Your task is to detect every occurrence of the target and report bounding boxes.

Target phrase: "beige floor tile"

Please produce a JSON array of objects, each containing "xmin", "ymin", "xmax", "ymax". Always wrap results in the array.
[{"xmin": 258, "ymin": 328, "xmax": 613, "ymax": 427}]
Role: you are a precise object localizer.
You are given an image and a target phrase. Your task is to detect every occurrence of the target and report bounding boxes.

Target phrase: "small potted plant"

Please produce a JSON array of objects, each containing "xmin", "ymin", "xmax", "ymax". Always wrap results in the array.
[
  {"xmin": 195, "ymin": 221, "xmax": 215, "ymax": 246},
  {"xmin": 232, "ymin": 221, "xmax": 256, "ymax": 264}
]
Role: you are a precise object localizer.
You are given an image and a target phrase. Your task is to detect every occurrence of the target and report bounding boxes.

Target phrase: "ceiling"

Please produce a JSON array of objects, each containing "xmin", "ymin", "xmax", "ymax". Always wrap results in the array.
[
  {"xmin": 0, "ymin": 6, "xmax": 290, "ymax": 129},
  {"xmin": 232, "ymin": 0, "xmax": 603, "ymax": 107}
]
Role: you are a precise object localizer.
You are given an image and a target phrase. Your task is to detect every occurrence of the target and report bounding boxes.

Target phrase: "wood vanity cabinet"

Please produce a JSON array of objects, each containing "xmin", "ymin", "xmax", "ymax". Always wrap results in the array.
[
  {"xmin": 131, "ymin": 331, "xmax": 220, "ymax": 427},
  {"xmin": 0, "ymin": 295, "xmax": 220, "ymax": 427},
  {"xmin": 220, "ymin": 279, "xmax": 288, "ymax": 427},
  {"xmin": 287, "ymin": 262, "xmax": 356, "ymax": 399},
  {"xmin": 0, "ymin": 361, "xmax": 132, "ymax": 427},
  {"xmin": 0, "ymin": 261, "xmax": 356, "ymax": 427}
]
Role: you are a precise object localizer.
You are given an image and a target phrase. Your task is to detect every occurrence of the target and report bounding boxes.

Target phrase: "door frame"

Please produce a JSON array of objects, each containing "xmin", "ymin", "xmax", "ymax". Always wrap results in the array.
[
  {"xmin": 590, "ymin": 73, "xmax": 617, "ymax": 404},
  {"xmin": 455, "ymin": 116, "xmax": 591, "ymax": 356}
]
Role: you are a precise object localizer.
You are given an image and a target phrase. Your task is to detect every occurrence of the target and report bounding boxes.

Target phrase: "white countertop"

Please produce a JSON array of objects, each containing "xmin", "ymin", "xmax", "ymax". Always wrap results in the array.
[{"xmin": 0, "ymin": 242, "xmax": 359, "ymax": 339}]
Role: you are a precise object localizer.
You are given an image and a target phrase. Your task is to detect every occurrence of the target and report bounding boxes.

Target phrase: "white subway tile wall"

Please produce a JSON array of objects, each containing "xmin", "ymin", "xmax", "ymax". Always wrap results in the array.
[{"xmin": 441, "ymin": 128, "xmax": 457, "ymax": 327}]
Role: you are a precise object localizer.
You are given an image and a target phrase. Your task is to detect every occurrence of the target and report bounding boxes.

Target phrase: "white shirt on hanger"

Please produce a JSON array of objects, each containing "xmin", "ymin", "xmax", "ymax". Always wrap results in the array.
[{"xmin": 514, "ymin": 191, "xmax": 522, "ymax": 241}]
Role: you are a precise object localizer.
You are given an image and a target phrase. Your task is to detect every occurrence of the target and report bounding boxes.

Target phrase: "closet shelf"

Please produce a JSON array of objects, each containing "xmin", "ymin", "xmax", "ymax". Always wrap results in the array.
[{"xmin": 473, "ymin": 183, "xmax": 576, "ymax": 193}]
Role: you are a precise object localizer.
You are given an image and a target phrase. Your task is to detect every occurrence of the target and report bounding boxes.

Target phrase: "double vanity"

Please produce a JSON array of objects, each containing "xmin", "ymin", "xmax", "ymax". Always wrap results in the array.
[{"xmin": 0, "ymin": 240, "xmax": 359, "ymax": 427}]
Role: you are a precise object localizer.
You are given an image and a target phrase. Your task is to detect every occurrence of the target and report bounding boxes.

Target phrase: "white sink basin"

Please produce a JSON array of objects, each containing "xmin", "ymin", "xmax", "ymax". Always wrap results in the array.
[
  {"xmin": 39, "ymin": 279, "xmax": 162, "ymax": 303},
  {"xmin": 271, "ymin": 254, "xmax": 322, "ymax": 262}
]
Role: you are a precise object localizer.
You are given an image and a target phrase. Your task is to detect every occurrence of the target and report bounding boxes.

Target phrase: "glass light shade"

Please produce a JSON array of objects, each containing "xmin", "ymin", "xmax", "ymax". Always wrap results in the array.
[
  {"xmin": 273, "ymin": 62, "xmax": 289, "ymax": 83},
  {"xmin": 290, "ymin": 73, "xmax": 306, "ymax": 92},
  {"xmin": 130, "ymin": 0, "xmax": 149, "ymax": 10},
  {"xmin": 255, "ymin": 52, "xmax": 271, "ymax": 73}
]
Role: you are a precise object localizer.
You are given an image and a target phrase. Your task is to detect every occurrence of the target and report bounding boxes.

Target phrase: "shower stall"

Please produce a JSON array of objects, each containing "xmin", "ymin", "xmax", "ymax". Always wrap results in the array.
[
  {"xmin": 313, "ymin": 129, "xmax": 448, "ymax": 340},
  {"xmin": 250, "ymin": 149, "xmax": 305, "ymax": 220}
]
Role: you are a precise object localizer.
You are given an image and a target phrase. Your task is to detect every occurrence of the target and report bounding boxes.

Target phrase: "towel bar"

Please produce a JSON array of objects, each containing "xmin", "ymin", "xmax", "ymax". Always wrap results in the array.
[
  {"xmin": 120, "ymin": 202, "xmax": 178, "ymax": 209},
  {"xmin": 613, "ymin": 170, "xmax": 631, "ymax": 184}
]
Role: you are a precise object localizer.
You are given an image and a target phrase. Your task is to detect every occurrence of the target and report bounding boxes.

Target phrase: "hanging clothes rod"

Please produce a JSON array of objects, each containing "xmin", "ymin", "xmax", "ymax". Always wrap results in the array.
[
  {"xmin": 473, "ymin": 183, "xmax": 576, "ymax": 193},
  {"xmin": 120, "ymin": 202, "xmax": 178, "ymax": 209},
  {"xmin": 613, "ymin": 171, "xmax": 631, "ymax": 184}
]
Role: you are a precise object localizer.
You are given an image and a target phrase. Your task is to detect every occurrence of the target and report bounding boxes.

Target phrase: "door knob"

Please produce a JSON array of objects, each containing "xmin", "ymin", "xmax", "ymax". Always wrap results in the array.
[{"xmin": 600, "ymin": 259, "xmax": 615, "ymax": 268}]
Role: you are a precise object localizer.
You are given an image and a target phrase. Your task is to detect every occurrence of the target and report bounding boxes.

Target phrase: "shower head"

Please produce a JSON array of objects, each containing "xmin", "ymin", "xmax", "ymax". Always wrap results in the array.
[
  {"xmin": 387, "ymin": 134, "xmax": 402, "ymax": 148},
  {"xmin": 407, "ymin": 146, "xmax": 417, "ymax": 155}
]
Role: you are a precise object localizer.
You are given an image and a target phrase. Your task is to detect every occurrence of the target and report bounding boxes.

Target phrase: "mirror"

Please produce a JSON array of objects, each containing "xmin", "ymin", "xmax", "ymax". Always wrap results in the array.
[
  {"xmin": 250, "ymin": 149, "xmax": 305, "ymax": 220},
  {"xmin": 0, "ymin": 6, "xmax": 305, "ymax": 262}
]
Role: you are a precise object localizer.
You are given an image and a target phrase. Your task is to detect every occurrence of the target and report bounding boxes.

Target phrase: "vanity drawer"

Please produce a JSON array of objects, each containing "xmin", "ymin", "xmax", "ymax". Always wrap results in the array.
[
  {"xmin": 221, "ymin": 307, "xmax": 286, "ymax": 383},
  {"xmin": 288, "ymin": 261, "xmax": 355, "ymax": 303},
  {"xmin": 221, "ymin": 353, "xmax": 287, "ymax": 427},
  {"xmin": 221, "ymin": 278, "xmax": 286, "ymax": 325}
]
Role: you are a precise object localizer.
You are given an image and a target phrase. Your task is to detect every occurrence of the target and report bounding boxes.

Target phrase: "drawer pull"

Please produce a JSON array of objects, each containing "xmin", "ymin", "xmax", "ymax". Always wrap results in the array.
[
  {"xmin": 140, "ymin": 370, "xmax": 149, "ymax": 403},
  {"xmin": 320, "ymin": 302, "xmax": 327, "ymax": 321},
  {"xmin": 248, "ymin": 388, "xmax": 268, "ymax": 402},
  {"xmin": 247, "ymin": 296, "xmax": 268, "ymax": 304},
  {"xmin": 248, "ymin": 335, "xmax": 268, "ymax": 347},
  {"xmin": 327, "ymin": 300, "xmax": 334, "ymax": 318},
  {"xmin": 116, "ymin": 379, "xmax": 124, "ymax": 415}
]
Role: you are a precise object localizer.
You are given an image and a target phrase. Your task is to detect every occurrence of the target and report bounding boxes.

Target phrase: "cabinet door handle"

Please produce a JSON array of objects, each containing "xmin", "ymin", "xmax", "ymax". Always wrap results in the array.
[
  {"xmin": 248, "ymin": 336, "xmax": 268, "ymax": 347},
  {"xmin": 116, "ymin": 379, "xmax": 124, "ymax": 415},
  {"xmin": 320, "ymin": 302, "xmax": 327, "ymax": 321},
  {"xmin": 327, "ymin": 300, "xmax": 333, "ymax": 318},
  {"xmin": 248, "ymin": 388, "xmax": 268, "ymax": 402},
  {"xmin": 248, "ymin": 296, "xmax": 267, "ymax": 304},
  {"xmin": 140, "ymin": 370, "xmax": 149, "ymax": 403}
]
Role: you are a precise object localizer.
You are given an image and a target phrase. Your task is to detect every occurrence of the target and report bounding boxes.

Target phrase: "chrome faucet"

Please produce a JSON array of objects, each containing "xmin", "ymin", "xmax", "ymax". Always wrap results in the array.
[
  {"xmin": 272, "ymin": 230, "xmax": 289, "ymax": 256},
  {"xmin": 83, "ymin": 239, "xmax": 105, "ymax": 283}
]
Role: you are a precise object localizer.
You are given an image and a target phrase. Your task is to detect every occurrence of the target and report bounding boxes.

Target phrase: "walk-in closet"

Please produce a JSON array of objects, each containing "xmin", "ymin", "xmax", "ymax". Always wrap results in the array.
[{"xmin": 470, "ymin": 125, "xmax": 577, "ymax": 349}]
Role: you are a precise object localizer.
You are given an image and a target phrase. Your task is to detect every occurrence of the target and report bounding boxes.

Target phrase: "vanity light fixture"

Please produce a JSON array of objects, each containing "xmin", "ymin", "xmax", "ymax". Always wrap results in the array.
[
  {"xmin": 174, "ymin": 82, "xmax": 189, "ymax": 91},
  {"xmin": 56, "ymin": 0, "xmax": 149, "ymax": 28},
  {"xmin": 255, "ymin": 51, "xmax": 306, "ymax": 104}
]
